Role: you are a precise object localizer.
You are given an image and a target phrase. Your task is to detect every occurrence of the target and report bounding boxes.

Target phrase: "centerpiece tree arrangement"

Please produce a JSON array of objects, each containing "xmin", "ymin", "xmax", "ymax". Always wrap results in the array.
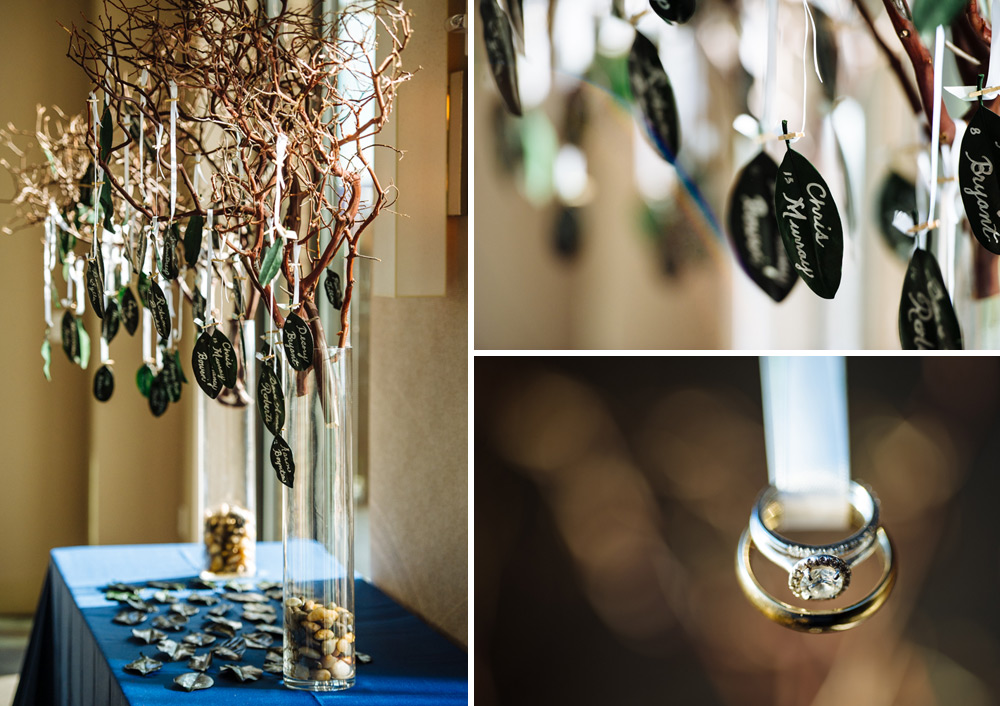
[{"xmin": 3, "ymin": 0, "xmax": 411, "ymax": 690}]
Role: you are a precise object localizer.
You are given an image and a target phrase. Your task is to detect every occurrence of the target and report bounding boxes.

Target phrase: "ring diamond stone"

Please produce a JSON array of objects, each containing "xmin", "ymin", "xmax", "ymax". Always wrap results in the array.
[{"xmin": 788, "ymin": 554, "xmax": 851, "ymax": 600}]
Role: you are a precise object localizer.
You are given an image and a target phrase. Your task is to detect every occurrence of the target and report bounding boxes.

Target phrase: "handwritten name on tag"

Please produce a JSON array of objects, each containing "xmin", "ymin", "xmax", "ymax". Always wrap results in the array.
[
  {"xmin": 726, "ymin": 151, "xmax": 796, "ymax": 302},
  {"xmin": 149, "ymin": 374, "xmax": 169, "ymax": 417},
  {"xmin": 211, "ymin": 329, "xmax": 238, "ymax": 389},
  {"xmin": 61, "ymin": 311, "xmax": 80, "ymax": 363},
  {"xmin": 628, "ymin": 32, "xmax": 681, "ymax": 162},
  {"xmin": 193, "ymin": 332, "xmax": 222, "ymax": 399},
  {"xmin": 257, "ymin": 365, "xmax": 285, "ymax": 437},
  {"xmin": 161, "ymin": 350, "xmax": 183, "ymax": 403},
  {"xmin": 898, "ymin": 248, "xmax": 963, "ymax": 350},
  {"xmin": 283, "ymin": 312, "xmax": 314, "ymax": 372},
  {"xmin": 270, "ymin": 434, "xmax": 295, "ymax": 489},
  {"xmin": 959, "ymin": 105, "xmax": 1000, "ymax": 254},
  {"xmin": 480, "ymin": 0, "xmax": 522, "ymax": 116},
  {"xmin": 148, "ymin": 281, "xmax": 171, "ymax": 341},
  {"xmin": 121, "ymin": 287, "xmax": 140, "ymax": 336},
  {"xmin": 86, "ymin": 259, "xmax": 105, "ymax": 319},
  {"xmin": 103, "ymin": 299, "xmax": 121, "ymax": 344},
  {"xmin": 192, "ymin": 288, "xmax": 207, "ymax": 328},
  {"xmin": 774, "ymin": 141, "xmax": 844, "ymax": 299},
  {"xmin": 94, "ymin": 365, "xmax": 114, "ymax": 402}
]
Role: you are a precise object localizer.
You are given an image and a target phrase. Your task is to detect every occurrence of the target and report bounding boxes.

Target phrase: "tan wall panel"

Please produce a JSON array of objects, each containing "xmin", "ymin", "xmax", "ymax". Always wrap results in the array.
[
  {"xmin": 370, "ymin": 215, "xmax": 468, "ymax": 646},
  {"xmin": 368, "ymin": 0, "xmax": 469, "ymax": 647},
  {"xmin": 0, "ymin": 0, "xmax": 93, "ymax": 614},
  {"xmin": 0, "ymin": 0, "xmax": 191, "ymax": 613}
]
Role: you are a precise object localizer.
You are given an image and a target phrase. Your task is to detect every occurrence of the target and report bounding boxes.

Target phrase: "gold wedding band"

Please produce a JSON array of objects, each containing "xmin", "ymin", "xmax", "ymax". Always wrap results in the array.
[{"xmin": 735, "ymin": 526, "xmax": 896, "ymax": 634}]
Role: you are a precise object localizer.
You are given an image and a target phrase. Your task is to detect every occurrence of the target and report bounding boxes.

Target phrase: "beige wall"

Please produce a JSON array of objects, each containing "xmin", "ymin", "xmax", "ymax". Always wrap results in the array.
[
  {"xmin": 369, "ymin": 215, "xmax": 468, "ymax": 646},
  {"xmin": 368, "ymin": 0, "xmax": 469, "ymax": 647},
  {"xmin": 0, "ymin": 0, "xmax": 92, "ymax": 613},
  {"xmin": 0, "ymin": 0, "xmax": 190, "ymax": 614}
]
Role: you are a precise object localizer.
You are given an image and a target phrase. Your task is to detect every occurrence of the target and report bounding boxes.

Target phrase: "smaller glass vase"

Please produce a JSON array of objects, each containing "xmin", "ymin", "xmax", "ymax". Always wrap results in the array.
[
  {"xmin": 282, "ymin": 347, "xmax": 354, "ymax": 691},
  {"xmin": 199, "ymin": 319, "xmax": 257, "ymax": 580}
]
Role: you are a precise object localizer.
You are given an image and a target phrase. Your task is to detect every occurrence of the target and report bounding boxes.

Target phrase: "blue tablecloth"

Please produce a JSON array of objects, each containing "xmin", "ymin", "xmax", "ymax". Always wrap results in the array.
[{"xmin": 13, "ymin": 543, "xmax": 467, "ymax": 705}]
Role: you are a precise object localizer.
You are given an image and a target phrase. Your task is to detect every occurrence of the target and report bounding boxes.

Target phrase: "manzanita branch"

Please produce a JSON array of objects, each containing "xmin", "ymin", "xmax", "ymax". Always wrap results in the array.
[
  {"xmin": 851, "ymin": 0, "xmax": 922, "ymax": 115},
  {"xmin": 4, "ymin": 0, "xmax": 412, "ymax": 358},
  {"xmin": 880, "ymin": 0, "xmax": 956, "ymax": 145}
]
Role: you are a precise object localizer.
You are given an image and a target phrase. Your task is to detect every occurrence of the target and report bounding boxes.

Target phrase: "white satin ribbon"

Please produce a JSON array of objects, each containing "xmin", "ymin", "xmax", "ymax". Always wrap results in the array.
[
  {"xmin": 73, "ymin": 259, "xmax": 85, "ymax": 316},
  {"xmin": 169, "ymin": 81, "xmax": 178, "ymax": 224},
  {"xmin": 271, "ymin": 134, "xmax": 288, "ymax": 244},
  {"xmin": 193, "ymin": 154, "xmax": 205, "ymax": 201},
  {"xmin": 43, "ymin": 215, "xmax": 53, "ymax": 328},
  {"xmin": 65, "ymin": 253, "xmax": 76, "ymax": 311},
  {"xmin": 139, "ymin": 69, "xmax": 147, "ymax": 205},
  {"xmin": 760, "ymin": 356, "xmax": 850, "ymax": 530},
  {"xmin": 142, "ymin": 231, "xmax": 153, "ymax": 363},
  {"xmin": 89, "ymin": 93, "xmax": 102, "ymax": 250},
  {"xmin": 925, "ymin": 25, "xmax": 945, "ymax": 251},
  {"xmin": 292, "ymin": 241, "xmax": 301, "ymax": 310},
  {"xmin": 122, "ymin": 112, "xmax": 132, "ymax": 230},
  {"xmin": 760, "ymin": 0, "xmax": 778, "ymax": 136}
]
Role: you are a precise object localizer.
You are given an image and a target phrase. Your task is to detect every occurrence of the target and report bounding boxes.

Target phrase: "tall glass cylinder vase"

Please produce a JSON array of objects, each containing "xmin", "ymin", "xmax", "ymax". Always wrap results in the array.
[
  {"xmin": 198, "ymin": 319, "xmax": 257, "ymax": 579},
  {"xmin": 282, "ymin": 347, "xmax": 354, "ymax": 691}
]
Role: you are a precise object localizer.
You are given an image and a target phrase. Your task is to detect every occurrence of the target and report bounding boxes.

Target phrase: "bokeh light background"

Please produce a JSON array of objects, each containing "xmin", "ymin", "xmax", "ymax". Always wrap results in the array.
[{"xmin": 476, "ymin": 356, "xmax": 1000, "ymax": 705}]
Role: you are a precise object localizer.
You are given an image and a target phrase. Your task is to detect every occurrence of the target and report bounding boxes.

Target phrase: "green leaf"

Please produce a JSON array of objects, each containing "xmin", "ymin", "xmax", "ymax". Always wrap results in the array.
[
  {"xmin": 100, "ymin": 179, "xmax": 114, "ymax": 233},
  {"xmin": 41, "ymin": 339, "xmax": 51, "ymax": 381},
  {"xmin": 42, "ymin": 146, "xmax": 58, "ymax": 178},
  {"xmin": 76, "ymin": 318, "xmax": 90, "ymax": 370},
  {"xmin": 258, "ymin": 241, "xmax": 282, "ymax": 288},
  {"xmin": 57, "ymin": 230, "xmax": 76, "ymax": 265},
  {"xmin": 136, "ymin": 364, "xmax": 154, "ymax": 398},
  {"xmin": 100, "ymin": 104, "xmax": 113, "ymax": 163},
  {"xmin": 183, "ymin": 215, "xmax": 204, "ymax": 267},
  {"xmin": 911, "ymin": 0, "xmax": 965, "ymax": 37}
]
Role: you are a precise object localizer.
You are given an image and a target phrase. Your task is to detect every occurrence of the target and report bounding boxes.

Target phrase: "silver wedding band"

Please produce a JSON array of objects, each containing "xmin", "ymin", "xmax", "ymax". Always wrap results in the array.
[{"xmin": 749, "ymin": 480, "xmax": 880, "ymax": 572}]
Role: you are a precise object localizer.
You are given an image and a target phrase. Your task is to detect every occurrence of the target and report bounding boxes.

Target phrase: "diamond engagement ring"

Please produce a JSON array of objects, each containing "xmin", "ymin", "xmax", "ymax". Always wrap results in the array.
[
  {"xmin": 736, "ymin": 480, "xmax": 896, "ymax": 633},
  {"xmin": 735, "ymin": 525, "xmax": 896, "ymax": 633},
  {"xmin": 749, "ymin": 481, "xmax": 880, "ymax": 600}
]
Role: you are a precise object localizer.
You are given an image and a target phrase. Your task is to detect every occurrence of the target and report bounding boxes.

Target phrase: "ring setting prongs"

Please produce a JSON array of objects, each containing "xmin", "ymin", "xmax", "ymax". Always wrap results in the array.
[{"xmin": 788, "ymin": 554, "xmax": 851, "ymax": 600}]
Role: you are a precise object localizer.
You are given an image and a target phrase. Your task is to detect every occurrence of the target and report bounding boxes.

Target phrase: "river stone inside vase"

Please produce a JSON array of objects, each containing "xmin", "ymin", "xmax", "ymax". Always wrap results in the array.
[{"xmin": 284, "ymin": 595, "xmax": 355, "ymax": 686}]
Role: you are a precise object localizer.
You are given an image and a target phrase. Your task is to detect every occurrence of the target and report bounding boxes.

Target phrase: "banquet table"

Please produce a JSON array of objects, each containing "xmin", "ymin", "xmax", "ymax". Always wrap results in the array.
[{"xmin": 13, "ymin": 542, "xmax": 467, "ymax": 705}]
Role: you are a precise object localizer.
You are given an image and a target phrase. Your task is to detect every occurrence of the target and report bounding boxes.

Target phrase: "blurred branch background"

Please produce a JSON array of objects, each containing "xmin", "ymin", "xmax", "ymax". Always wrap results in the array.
[{"xmin": 476, "ymin": 356, "xmax": 1000, "ymax": 705}]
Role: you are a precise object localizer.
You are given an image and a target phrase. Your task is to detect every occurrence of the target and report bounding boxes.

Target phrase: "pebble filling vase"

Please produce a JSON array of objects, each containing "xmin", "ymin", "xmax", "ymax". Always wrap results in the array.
[
  {"xmin": 282, "ymin": 347, "xmax": 355, "ymax": 690},
  {"xmin": 199, "ymin": 319, "xmax": 257, "ymax": 579}
]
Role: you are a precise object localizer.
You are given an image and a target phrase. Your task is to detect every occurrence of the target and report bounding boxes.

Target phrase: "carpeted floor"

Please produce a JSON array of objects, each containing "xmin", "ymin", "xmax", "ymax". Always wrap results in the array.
[{"xmin": 0, "ymin": 617, "xmax": 30, "ymax": 706}]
